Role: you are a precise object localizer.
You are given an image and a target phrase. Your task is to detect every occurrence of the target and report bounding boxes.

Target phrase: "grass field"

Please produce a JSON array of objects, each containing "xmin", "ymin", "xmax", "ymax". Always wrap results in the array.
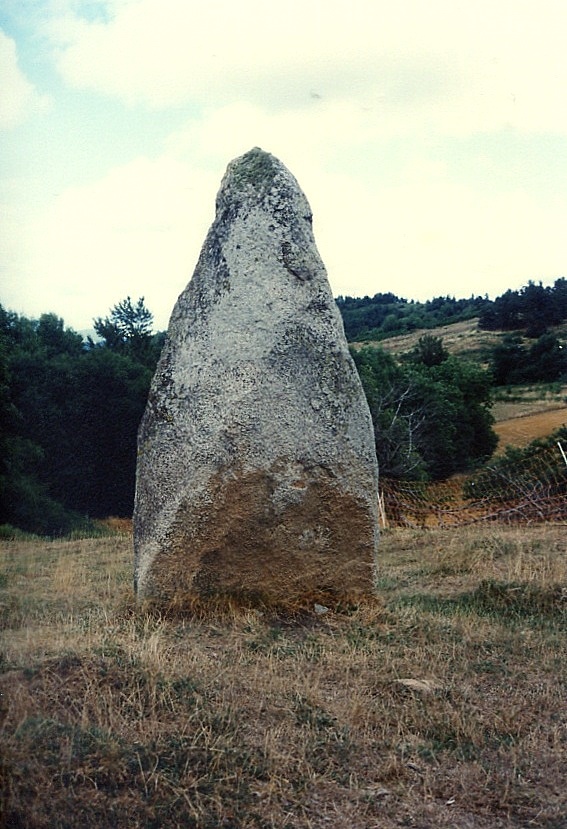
[
  {"xmin": 1, "ymin": 526, "xmax": 566, "ymax": 828},
  {"xmin": 353, "ymin": 318, "xmax": 567, "ymax": 369},
  {"xmin": 351, "ymin": 318, "xmax": 502, "ymax": 363}
]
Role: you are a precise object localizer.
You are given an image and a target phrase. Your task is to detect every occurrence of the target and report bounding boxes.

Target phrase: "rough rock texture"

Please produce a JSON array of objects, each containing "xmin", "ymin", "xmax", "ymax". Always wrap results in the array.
[{"xmin": 134, "ymin": 148, "xmax": 379, "ymax": 605}]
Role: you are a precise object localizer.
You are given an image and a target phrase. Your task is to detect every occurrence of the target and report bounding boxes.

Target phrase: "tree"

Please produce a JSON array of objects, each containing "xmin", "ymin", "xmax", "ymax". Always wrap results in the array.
[
  {"xmin": 1, "ymin": 301, "xmax": 159, "ymax": 533},
  {"xmin": 93, "ymin": 296, "xmax": 155, "ymax": 363},
  {"xmin": 413, "ymin": 357, "xmax": 497, "ymax": 478},
  {"xmin": 352, "ymin": 347, "xmax": 427, "ymax": 479},
  {"xmin": 0, "ymin": 306, "xmax": 88, "ymax": 534},
  {"xmin": 525, "ymin": 333, "xmax": 566, "ymax": 382},
  {"xmin": 37, "ymin": 313, "xmax": 84, "ymax": 357},
  {"xmin": 490, "ymin": 332, "xmax": 566, "ymax": 385},
  {"xmin": 353, "ymin": 346, "xmax": 497, "ymax": 480},
  {"xmin": 407, "ymin": 334, "xmax": 449, "ymax": 367},
  {"xmin": 490, "ymin": 335, "xmax": 525, "ymax": 385}
]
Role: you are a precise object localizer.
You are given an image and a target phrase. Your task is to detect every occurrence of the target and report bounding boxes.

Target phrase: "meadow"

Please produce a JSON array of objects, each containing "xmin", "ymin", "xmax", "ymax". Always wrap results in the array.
[{"xmin": 1, "ymin": 525, "xmax": 565, "ymax": 828}]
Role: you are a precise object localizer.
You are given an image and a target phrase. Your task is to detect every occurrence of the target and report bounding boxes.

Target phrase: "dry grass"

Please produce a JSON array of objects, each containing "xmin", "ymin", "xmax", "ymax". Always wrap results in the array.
[
  {"xmin": 353, "ymin": 319, "xmax": 567, "ymax": 370},
  {"xmin": 1, "ymin": 527, "xmax": 566, "ymax": 828},
  {"xmin": 351, "ymin": 318, "xmax": 502, "ymax": 363}
]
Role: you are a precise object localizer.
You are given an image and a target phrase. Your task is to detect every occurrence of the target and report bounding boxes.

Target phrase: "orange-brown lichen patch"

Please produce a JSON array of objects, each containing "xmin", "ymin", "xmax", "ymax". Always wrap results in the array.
[{"xmin": 142, "ymin": 464, "xmax": 376, "ymax": 607}]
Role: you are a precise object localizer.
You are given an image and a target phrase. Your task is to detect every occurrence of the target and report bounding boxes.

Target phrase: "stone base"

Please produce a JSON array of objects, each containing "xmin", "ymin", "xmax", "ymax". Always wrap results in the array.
[{"xmin": 137, "ymin": 461, "xmax": 376, "ymax": 606}]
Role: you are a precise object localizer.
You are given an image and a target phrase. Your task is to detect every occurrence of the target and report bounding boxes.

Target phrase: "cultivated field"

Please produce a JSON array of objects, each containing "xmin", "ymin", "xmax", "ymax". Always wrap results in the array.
[
  {"xmin": 493, "ymin": 409, "xmax": 567, "ymax": 454},
  {"xmin": 1, "ymin": 527, "xmax": 566, "ymax": 828}
]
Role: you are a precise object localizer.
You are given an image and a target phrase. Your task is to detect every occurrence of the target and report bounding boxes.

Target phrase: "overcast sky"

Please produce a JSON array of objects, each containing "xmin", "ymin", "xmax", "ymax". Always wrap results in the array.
[{"xmin": 1, "ymin": 1, "xmax": 567, "ymax": 332}]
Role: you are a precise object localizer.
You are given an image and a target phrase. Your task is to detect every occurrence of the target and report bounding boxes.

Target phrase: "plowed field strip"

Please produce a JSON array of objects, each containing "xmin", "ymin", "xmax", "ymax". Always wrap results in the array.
[{"xmin": 494, "ymin": 407, "xmax": 567, "ymax": 453}]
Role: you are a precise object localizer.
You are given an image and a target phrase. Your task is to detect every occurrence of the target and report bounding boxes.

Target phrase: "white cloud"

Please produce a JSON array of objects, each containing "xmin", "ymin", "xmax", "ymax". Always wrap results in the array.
[
  {"xmin": 15, "ymin": 99, "xmax": 567, "ymax": 334},
  {"xmin": 163, "ymin": 100, "xmax": 567, "ymax": 299},
  {"xmin": 2, "ymin": 2, "xmax": 565, "ymax": 335},
  {"xmin": 47, "ymin": 0, "xmax": 567, "ymax": 135},
  {"xmin": 26, "ymin": 155, "xmax": 218, "ymax": 329},
  {"xmin": 0, "ymin": 30, "xmax": 48, "ymax": 129},
  {"xmin": 318, "ymin": 162, "xmax": 567, "ymax": 302}
]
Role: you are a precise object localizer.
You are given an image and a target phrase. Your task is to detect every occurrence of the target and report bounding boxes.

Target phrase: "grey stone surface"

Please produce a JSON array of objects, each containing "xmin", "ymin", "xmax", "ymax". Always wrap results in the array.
[{"xmin": 134, "ymin": 147, "xmax": 379, "ymax": 604}]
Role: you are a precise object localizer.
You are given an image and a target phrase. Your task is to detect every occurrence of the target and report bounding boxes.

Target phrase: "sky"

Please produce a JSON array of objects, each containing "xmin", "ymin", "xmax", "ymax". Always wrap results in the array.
[{"xmin": 1, "ymin": 1, "xmax": 567, "ymax": 333}]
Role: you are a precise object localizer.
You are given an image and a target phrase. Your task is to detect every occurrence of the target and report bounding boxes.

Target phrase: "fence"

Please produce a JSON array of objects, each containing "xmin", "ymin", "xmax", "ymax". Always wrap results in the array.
[{"xmin": 379, "ymin": 442, "xmax": 567, "ymax": 528}]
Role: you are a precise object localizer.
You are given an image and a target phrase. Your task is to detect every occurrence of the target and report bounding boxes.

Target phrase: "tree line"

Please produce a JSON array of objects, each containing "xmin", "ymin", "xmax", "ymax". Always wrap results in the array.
[
  {"xmin": 338, "ymin": 278, "xmax": 567, "ymax": 342},
  {"xmin": 1, "ymin": 282, "xmax": 565, "ymax": 536}
]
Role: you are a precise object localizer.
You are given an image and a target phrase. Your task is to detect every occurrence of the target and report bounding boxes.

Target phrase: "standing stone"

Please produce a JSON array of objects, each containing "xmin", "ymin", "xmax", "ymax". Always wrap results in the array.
[{"xmin": 134, "ymin": 148, "xmax": 378, "ymax": 605}]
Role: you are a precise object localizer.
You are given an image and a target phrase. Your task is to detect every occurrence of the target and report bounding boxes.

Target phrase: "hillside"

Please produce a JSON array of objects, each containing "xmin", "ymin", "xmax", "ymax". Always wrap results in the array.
[
  {"xmin": 351, "ymin": 317, "xmax": 499, "ymax": 363},
  {"xmin": 352, "ymin": 317, "xmax": 567, "ymax": 366},
  {"xmin": 353, "ymin": 318, "xmax": 567, "ymax": 451},
  {"xmin": 337, "ymin": 279, "xmax": 567, "ymax": 343}
]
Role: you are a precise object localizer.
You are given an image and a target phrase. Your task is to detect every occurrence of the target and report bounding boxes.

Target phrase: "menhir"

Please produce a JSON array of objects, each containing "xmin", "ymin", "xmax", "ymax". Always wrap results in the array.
[{"xmin": 134, "ymin": 147, "xmax": 379, "ymax": 606}]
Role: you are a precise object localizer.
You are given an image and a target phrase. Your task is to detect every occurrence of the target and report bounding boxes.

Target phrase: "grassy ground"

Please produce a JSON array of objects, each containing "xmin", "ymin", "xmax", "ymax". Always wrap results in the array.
[{"xmin": 1, "ymin": 526, "xmax": 565, "ymax": 828}]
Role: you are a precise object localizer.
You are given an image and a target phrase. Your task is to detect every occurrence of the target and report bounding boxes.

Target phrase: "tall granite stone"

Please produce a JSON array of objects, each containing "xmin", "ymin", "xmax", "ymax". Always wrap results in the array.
[{"xmin": 134, "ymin": 148, "xmax": 379, "ymax": 605}]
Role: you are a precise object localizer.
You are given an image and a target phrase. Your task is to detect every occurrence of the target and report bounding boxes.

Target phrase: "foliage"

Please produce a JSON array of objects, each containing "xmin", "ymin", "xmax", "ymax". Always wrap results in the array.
[
  {"xmin": 406, "ymin": 334, "xmax": 449, "ymax": 367},
  {"xmin": 352, "ymin": 343, "xmax": 497, "ymax": 480},
  {"xmin": 490, "ymin": 332, "xmax": 567, "ymax": 385},
  {"xmin": 0, "ymin": 302, "xmax": 159, "ymax": 534},
  {"xmin": 352, "ymin": 347, "xmax": 427, "ymax": 480},
  {"xmin": 478, "ymin": 278, "xmax": 567, "ymax": 334},
  {"xmin": 93, "ymin": 296, "xmax": 164, "ymax": 366},
  {"xmin": 337, "ymin": 279, "xmax": 567, "ymax": 344},
  {"xmin": 336, "ymin": 292, "xmax": 489, "ymax": 342}
]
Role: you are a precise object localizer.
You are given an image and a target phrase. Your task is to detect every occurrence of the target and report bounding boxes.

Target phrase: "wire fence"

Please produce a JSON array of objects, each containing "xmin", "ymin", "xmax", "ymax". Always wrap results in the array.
[{"xmin": 379, "ymin": 442, "xmax": 567, "ymax": 528}]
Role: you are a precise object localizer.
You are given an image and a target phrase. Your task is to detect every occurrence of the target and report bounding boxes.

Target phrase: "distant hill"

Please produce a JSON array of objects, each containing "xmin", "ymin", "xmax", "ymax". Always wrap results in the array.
[
  {"xmin": 336, "ymin": 292, "xmax": 487, "ymax": 342},
  {"xmin": 349, "ymin": 317, "xmax": 499, "ymax": 365},
  {"xmin": 337, "ymin": 278, "xmax": 567, "ymax": 343}
]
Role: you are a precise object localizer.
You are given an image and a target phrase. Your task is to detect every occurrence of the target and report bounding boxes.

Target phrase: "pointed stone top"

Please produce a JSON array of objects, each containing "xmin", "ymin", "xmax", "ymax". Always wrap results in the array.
[
  {"xmin": 226, "ymin": 147, "xmax": 279, "ymax": 187},
  {"xmin": 216, "ymin": 147, "xmax": 310, "ymax": 220}
]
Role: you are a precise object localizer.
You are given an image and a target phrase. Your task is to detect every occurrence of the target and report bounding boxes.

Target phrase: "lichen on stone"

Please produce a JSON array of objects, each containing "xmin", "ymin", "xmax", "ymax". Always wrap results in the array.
[{"xmin": 224, "ymin": 147, "xmax": 279, "ymax": 198}]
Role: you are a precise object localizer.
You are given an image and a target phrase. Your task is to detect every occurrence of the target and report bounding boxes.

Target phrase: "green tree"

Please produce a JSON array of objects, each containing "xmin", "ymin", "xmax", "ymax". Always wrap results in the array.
[
  {"xmin": 352, "ymin": 347, "xmax": 427, "ymax": 479},
  {"xmin": 1, "ymin": 301, "xmax": 159, "ymax": 533},
  {"xmin": 64, "ymin": 349, "xmax": 153, "ymax": 517},
  {"xmin": 0, "ymin": 306, "xmax": 88, "ymax": 534},
  {"xmin": 490, "ymin": 332, "xmax": 566, "ymax": 385},
  {"xmin": 490, "ymin": 335, "xmax": 525, "ymax": 385},
  {"xmin": 93, "ymin": 296, "xmax": 158, "ymax": 364},
  {"xmin": 407, "ymin": 334, "xmax": 449, "ymax": 367},
  {"xmin": 525, "ymin": 333, "xmax": 566, "ymax": 382},
  {"xmin": 412, "ymin": 357, "xmax": 497, "ymax": 478},
  {"xmin": 37, "ymin": 313, "xmax": 84, "ymax": 357},
  {"xmin": 353, "ymin": 346, "xmax": 497, "ymax": 480}
]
